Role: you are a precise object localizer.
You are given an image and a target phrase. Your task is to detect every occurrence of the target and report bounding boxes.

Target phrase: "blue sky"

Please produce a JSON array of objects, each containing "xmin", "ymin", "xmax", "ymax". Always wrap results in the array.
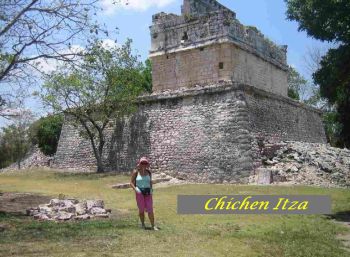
[{"xmin": 0, "ymin": 0, "xmax": 331, "ymax": 128}]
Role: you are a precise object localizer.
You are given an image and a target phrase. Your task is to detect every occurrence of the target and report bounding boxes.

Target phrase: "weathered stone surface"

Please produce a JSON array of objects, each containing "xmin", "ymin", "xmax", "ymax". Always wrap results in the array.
[
  {"xmin": 53, "ymin": 83, "xmax": 326, "ymax": 184},
  {"xmin": 58, "ymin": 205, "xmax": 76, "ymax": 213},
  {"xmin": 89, "ymin": 207, "xmax": 107, "ymax": 215},
  {"xmin": 75, "ymin": 202, "xmax": 87, "ymax": 215},
  {"xmin": 49, "ymin": 199, "xmax": 61, "ymax": 207},
  {"xmin": 0, "ymin": 145, "xmax": 52, "ymax": 172},
  {"xmin": 26, "ymin": 208, "xmax": 39, "ymax": 216},
  {"xmin": 34, "ymin": 213, "xmax": 50, "ymax": 221},
  {"xmin": 86, "ymin": 200, "xmax": 104, "ymax": 210},
  {"xmin": 251, "ymin": 141, "xmax": 350, "ymax": 188},
  {"xmin": 256, "ymin": 168, "xmax": 272, "ymax": 185},
  {"xmin": 57, "ymin": 212, "xmax": 73, "ymax": 221},
  {"xmin": 38, "ymin": 204, "xmax": 52, "ymax": 214},
  {"xmin": 27, "ymin": 198, "xmax": 111, "ymax": 221},
  {"xmin": 150, "ymin": 1, "xmax": 287, "ymax": 95},
  {"xmin": 74, "ymin": 214, "xmax": 90, "ymax": 220}
]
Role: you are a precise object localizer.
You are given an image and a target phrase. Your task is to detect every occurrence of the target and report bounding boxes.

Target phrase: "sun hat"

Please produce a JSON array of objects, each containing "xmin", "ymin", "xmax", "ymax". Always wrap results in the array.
[{"xmin": 138, "ymin": 157, "xmax": 150, "ymax": 165}]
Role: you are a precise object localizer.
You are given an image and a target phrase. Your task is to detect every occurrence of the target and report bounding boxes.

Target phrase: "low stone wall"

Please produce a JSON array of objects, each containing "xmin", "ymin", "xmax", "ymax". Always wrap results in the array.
[{"xmin": 53, "ymin": 83, "xmax": 327, "ymax": 183}]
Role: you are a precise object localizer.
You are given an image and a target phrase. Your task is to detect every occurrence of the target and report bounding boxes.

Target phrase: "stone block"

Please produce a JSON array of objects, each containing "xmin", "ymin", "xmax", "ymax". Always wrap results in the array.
[{"xmin": 256, "ymin": 168, "xmax": 272, "ymax": 184}]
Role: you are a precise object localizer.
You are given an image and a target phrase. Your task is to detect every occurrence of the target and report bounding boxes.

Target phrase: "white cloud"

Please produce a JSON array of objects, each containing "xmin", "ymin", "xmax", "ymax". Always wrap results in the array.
[
  {"xmin": 33, "ymin": 39, "xmax": 118, "ymax": 74},
  {"xmin": 34, "ymin": 44, "xmax": 85, "ymax": 73},
  {"xmin": 101, "ymin": 0, "xmax": 176, "ymax": 14},
  {"xmin": 101, "ymin": 39, "xmax": 119, "ymax": 50}
]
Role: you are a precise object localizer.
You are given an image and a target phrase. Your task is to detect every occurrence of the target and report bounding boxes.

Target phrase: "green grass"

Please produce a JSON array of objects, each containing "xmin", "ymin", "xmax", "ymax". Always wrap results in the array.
[{"xmin": 0, "ymin": 168, "xmax": 349, "ymax": 257}]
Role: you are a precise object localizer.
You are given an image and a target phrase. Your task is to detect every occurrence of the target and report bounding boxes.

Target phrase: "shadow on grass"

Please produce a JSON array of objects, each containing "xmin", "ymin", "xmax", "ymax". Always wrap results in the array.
[
  {"xmin": 325, "ymin": 211, "xmax": 350, "ymax": 223},
  {"xmin": 0, "ymin": 211, "xmax": 25, "ymax": 217},
  {"xmin": 0, "ymin": 210, "xmax": 138, "ymax": 244}
]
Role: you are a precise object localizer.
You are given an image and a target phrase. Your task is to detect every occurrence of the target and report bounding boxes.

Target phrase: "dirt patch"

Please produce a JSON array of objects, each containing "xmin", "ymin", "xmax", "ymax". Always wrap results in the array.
[
  {"xmin": 335, "ymin": 221, "xmax": 350, "ymax": 252},
  {"xmin": 326, "ymin": 211, "xmax": 350, "ymax": 252},
  {"xmin": 0, "ymin": 192, "xmax": 53, "ymax": 215}
]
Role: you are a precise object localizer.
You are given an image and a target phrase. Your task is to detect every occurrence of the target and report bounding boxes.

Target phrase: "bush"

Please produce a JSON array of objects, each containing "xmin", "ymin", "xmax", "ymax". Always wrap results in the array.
[{"xmin": 30, "ymin": 114, "xmax": 64, "ymax": 156}]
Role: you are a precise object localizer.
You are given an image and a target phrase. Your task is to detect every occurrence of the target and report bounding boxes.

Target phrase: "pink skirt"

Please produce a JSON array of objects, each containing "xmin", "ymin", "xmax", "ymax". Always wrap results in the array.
[{"xmin": 135, "ymin": 192, "xmax": 153, "ymax": 213}]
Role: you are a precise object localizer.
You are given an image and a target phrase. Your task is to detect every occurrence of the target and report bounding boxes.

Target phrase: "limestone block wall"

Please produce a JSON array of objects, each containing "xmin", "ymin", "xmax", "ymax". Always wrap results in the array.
[
  {"xmin": 231, "ymin": 45, "xmax": 288, "ymax": 96},
  {"xmin": 151, "ymin": 43, "xmax": 288, "ymax": 96},
  {"xmin": 244, "ymin": 86, "xmax": 327, "ymax": 143},
  {"xmin": 151, "ymin": 44, "xmax": 232, "ymax": 91},
  {"xmin": 181, "ymin": 0, "xmax": 231, "ymax": 16},
  {"xmin": 53, "ymin": 85, "xmax": 254, "ymax": 183},
  {"xmin": 53, "ymin": 115, "xmax": 103, "ymax": 171},
  {"xmin": 53, "ymin": 83, "xmax": 327, "ymax": 183}
]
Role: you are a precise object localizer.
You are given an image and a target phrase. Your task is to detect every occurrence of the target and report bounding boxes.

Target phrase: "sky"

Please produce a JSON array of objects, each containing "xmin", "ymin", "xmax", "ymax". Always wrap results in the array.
[{"xmin": 0, "ymin": 0, "xmax": 331, "ymax": 128}]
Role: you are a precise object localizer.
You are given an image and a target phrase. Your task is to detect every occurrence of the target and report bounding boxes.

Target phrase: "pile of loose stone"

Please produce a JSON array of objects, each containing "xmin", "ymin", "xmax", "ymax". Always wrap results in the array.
[
  {"xmin": 253, "ymin": 141, "xmax": 350, "ymax": 188},
  {"xmin": 26, "ymin": 198, "xmax": 111, "ymax": 221},
  {"xmin": 0, "ymin": 145, "xmax": 52, "ymax": 172}
]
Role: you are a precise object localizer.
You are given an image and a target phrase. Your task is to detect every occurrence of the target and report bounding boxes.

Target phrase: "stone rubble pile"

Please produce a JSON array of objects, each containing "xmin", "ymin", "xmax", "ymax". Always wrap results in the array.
[
  {"xmin": 0, "ymin": 145, "xmax": 52, "ymax": 172},
  {"xmin": 252, "ymin": 141, "xmax": 350, "ymax": 187},
  {"xmin": 26, "ymin": 198, "xmax": 111, "ymax": 221}
]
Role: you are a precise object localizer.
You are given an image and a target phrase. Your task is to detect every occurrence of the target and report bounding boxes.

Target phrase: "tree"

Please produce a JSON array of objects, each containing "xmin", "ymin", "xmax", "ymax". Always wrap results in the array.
[
  {"xmin": 0, "ymin": 110, "xmax": 34, "ymax": 169},
  {"xmin": 41, "ymin": 39, "xmax": 146, "ymax": 172},
  {"xmin": 0, "ymin": 0, "xmax": 104, "ymax": 83},
  {"xmin": 0, "ymin": 0, "xmax": 108, "ymax": 120},
  {"xmin": 314, "ymin": 45, "xmax": 350, "ymax": 146},
  {"xmin": 141, "ymin": 59, "xmax": 152, "ymax": 93},
  {"xmin": 287, "ymin": 66, "xmax": 305, "ymax": 100},
  {"xmin": 285, "ymin": 0, "xmax": 350, "ymax": 43},
  {"xmin": 285, "ymin": 0, "xmax": 350, "ymax": 147}
]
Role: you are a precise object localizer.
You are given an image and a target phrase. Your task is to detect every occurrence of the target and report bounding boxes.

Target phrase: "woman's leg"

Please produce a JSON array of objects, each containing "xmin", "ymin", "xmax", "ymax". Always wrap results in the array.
[
  {"xmin": 139, "ymin": 212, "xmax": 145, "ymax": 226},
  {"xmin": 145, "ymin": 195, "xmax": 158, "ymax": 229},
  {"xmin": 148, "ymin": 211, "xmax": 154, "ymax": 227},
  {"xmin": 136, "ymin": 193, "xmax": 145, "ymax": 227}
]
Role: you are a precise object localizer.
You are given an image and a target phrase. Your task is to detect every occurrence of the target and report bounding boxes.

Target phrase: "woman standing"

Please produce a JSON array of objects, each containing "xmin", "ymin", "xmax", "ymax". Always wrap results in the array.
[{"xmin": 130, "ymin": 157, "xmax": 159, "ymax": 230}]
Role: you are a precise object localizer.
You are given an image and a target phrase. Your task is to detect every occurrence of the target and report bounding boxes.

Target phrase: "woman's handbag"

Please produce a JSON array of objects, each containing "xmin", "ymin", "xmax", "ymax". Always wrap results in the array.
[{"xmin": 139, "ymin": 187, "xmax": 151, "ymax": 195}]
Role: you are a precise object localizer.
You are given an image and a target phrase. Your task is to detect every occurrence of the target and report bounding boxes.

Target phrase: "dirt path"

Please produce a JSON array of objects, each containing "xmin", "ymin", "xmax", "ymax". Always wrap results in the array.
[
  {"xmin": 336, "ymin": 221, "xmax": 350, "ymax": 252},
  {"xmin": 0, "ymin": 192, "xmax": 53, "ymax": 215}
]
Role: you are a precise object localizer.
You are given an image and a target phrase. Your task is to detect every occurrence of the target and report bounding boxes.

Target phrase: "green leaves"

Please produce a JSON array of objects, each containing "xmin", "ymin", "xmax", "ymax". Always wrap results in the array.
[
  {"xmin": 41, "ymin": 38, "xmax": 149, "ymax": 172},
  {"xmin": 35, "ymin": 114, "xmax": 64, "ymax": 156},
  {"xmin": 314, "ymin": 44, "xmax": 350, "ymax": 146},
  {"xmin": 285, "ymin": 0, "xmax": 350, "ymax": 43},
  {"xmin": 287, "ymin": 66, "xmax": 306, "ymax": 101},
  {"xmin": 285, "ymin": 0, "xmax": 350, "ymax": 147}
]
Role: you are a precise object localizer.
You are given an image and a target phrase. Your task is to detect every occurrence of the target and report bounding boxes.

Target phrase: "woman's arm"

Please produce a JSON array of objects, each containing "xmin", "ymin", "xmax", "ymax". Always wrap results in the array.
[
  {"xmin": 149, "ymin": 170, "xmax": 153, "ymax": 194},
  {"xmin": 130, "ymin": 170, "xmax": 139, "ymax": 192}
]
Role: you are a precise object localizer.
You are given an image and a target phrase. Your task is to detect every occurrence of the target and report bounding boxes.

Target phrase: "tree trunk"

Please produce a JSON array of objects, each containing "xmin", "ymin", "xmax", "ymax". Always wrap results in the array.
[
  {"xmin": 96, "ymin": 157, "xmax": 104, "ymax": 173},
  {"xmin": 96, "ymin": 137, "xmax": 105, "ymax": 173}
]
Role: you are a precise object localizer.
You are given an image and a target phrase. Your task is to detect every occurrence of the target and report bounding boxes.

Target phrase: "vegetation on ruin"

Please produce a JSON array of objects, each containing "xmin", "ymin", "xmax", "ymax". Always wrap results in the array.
[
  {"xmin": 28, "ymin": 114, "xmax": 64, "ymax": 156},
  {"xmin": 0, "ymin": 113, "xmax": 64, "ymax": 168}
]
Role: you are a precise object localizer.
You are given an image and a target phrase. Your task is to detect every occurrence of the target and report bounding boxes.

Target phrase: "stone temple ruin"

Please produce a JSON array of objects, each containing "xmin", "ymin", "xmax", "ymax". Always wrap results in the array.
[{"xmin": 53, "ymin": 0, "xmax": 327, "ymax": 183}]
